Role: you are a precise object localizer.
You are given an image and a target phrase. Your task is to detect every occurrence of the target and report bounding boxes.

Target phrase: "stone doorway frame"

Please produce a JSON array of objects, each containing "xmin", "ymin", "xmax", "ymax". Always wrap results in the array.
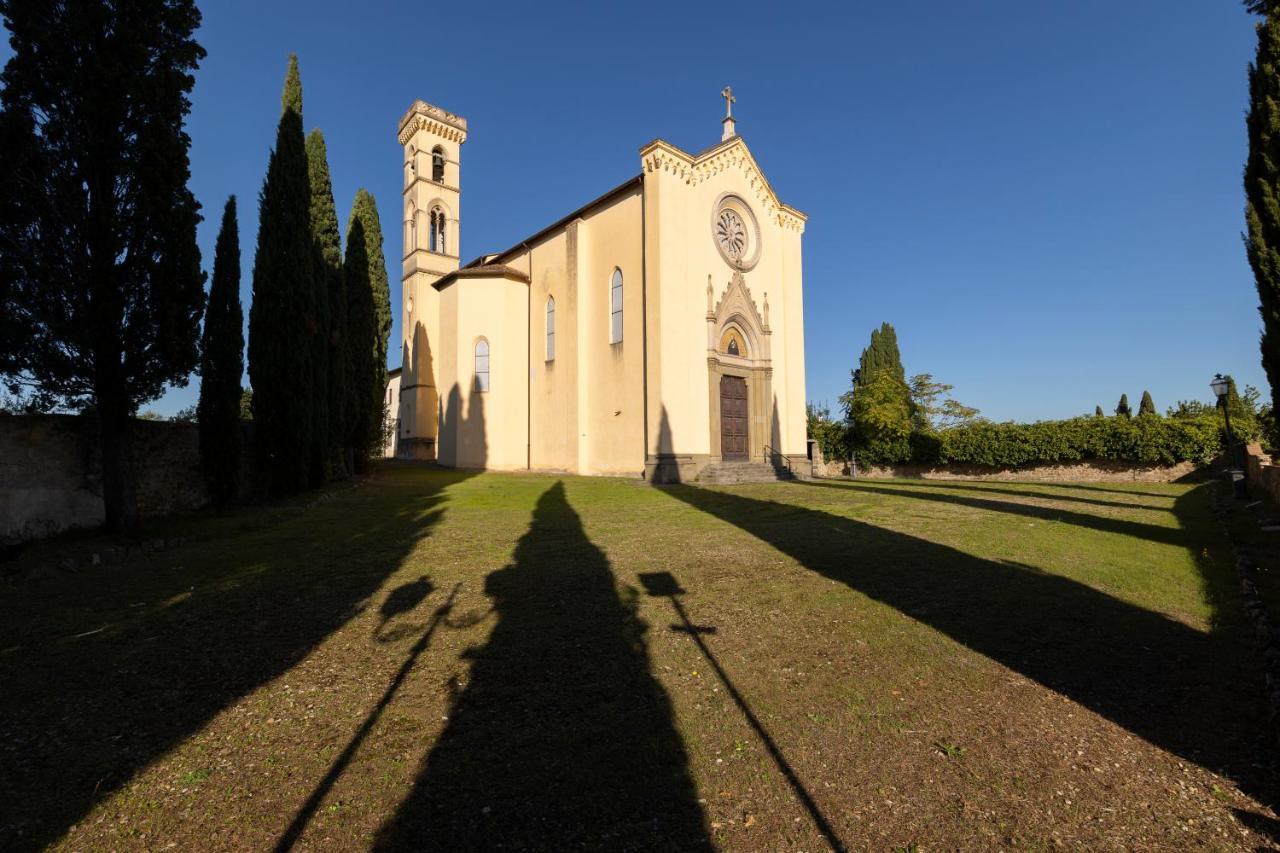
[{"xmin": 706, "ymin": 272, "xmax": 772, "ymax": 464}]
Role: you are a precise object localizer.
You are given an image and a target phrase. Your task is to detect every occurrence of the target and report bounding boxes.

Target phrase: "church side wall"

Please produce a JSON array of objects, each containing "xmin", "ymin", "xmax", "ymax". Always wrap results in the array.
[
  {"xmin": 577, "ymin": 187, "xmax": 645, "ymax": 476},
  {"xmin": 439, "ymin": 278, "xmax": 529, "ymax": 470},
  {"xmin": 515, "ymin": 229, "xmax": 579, "ymax": 472}
]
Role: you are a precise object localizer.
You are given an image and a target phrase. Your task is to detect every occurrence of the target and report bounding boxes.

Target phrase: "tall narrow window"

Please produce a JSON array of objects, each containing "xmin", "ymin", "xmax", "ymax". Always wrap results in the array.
[
  {"xmin": 545, "ymin": 296, "xmax": 556, "ymax": 362},
  {"xmin": 610, "ymin": 268, "xmax": 623, "ymax": 344},
  {"xmin": 428, "ymin": 207, "xmax": 446, "ymax": 254},
  {"xmin": 474, "ymin": 339, "xmax": 490, "ymax": 392},
  {"xmin": 432, "ymin": 147, "xmax": 445, "ymax": 183},
  {"xmin": 410, "ymin": 208, "xmax": 419, "ymax": 251}
]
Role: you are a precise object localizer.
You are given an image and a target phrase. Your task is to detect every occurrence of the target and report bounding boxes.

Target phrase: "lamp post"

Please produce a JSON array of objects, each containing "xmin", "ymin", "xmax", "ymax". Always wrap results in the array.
[{"xmin": 1211, "ymin": 373, "xmax": 1248, "ymax": 499}]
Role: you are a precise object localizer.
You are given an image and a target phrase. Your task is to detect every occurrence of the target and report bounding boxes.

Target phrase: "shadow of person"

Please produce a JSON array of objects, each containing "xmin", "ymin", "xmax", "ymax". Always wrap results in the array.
[
  {"xmin": 0, "ymin": 467, "xmax": 474, "ymax": 851},
  {"xmin": 656, "ymin": 480, "xmax": 1278, "ymax": 810},
  {"xmin": 373, "ymin": 481, "xmax": 711, "ymax": 851}
]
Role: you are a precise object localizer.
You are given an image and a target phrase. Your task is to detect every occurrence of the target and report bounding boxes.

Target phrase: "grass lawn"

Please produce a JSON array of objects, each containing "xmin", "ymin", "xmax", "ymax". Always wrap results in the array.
[{"xmin": 2, "ymin": 466, "xmax": 1278, "ymax": 850}]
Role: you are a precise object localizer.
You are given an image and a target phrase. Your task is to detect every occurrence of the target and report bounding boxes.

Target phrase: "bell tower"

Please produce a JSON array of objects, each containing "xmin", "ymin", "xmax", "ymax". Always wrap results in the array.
[{"xmin": 396, "ymin": 100, "xmax": 467, "ymax": 460}]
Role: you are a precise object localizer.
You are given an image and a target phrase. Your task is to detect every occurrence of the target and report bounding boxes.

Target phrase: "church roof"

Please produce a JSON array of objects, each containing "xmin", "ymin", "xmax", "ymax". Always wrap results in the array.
[
  {"xmin": 431, "ymin": 263, "xmax": 531, "ymax": 291},
  {"xmin": 477, "ymin": 175, "xmax": 644, "ymax": 269}
]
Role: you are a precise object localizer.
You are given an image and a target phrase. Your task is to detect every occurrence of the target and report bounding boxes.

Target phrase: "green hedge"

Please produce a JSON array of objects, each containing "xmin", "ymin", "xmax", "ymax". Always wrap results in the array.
[
  {"xmin": 810, "ymin": 413, "xmax": 1251, "ymax": 469},
  {"xmin": 927, "ymin": 416, "xmax": 1224, "ymax": 468}
]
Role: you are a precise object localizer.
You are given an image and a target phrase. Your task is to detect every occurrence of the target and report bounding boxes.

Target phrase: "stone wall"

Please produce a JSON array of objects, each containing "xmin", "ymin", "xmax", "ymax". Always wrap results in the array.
[
  {"xmin": 1246, "ymin": 443, "xmax": 1280, "ymax": 506},
  {"xmin": 806, "ymin": 439, "xmax": 1201, "ymax": 483},
  {"xmin": 0, "ymin": 414, "xmax": 247, "ymax": 542}
]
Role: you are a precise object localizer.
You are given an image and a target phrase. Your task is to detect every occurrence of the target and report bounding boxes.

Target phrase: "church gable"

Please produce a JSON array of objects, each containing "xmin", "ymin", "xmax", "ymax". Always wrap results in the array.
[{"xmin": 640, "ymin": 136, "xmax": 806, "ymax": 234}]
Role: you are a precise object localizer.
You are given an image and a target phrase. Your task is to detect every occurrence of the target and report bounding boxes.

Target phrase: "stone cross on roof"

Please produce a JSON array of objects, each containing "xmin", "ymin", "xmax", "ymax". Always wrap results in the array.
[{"xmin": 720, "ymin": 87, "xmax": 737, "ymax": 141}]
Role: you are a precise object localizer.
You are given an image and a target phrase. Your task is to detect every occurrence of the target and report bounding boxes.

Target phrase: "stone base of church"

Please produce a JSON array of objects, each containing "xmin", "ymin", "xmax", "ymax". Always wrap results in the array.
[
  {"xmin": 780, "ymin": 453, "xmax": 813, "ymax": 480},
  {"xmin": 396, "ymin": 437, "xmax": 437, "ymax": 462},
  {"xmin": 644, "ymin": 453, "xmax": 711, "ymax": 484}
]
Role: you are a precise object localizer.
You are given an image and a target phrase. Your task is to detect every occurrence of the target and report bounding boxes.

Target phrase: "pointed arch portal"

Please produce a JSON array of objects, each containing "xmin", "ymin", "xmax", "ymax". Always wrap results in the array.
[{"xmin": 706, "ymin": 272, "xmax": 773, "ymax": 463}]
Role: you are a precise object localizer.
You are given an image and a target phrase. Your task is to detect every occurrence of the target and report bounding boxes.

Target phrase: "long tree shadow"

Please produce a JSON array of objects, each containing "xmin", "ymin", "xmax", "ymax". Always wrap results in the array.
[
  {"xmin": 835, "ymin": 478, "xmax": 1171, "ymax": 512},
  {"xmin": 373, "ymin": 481, "xmax": 711, "ymax": 851},
  {"xmin": 658, "ymin": 480, "xmax": 1278, "ymax": 809},
  {"xmin": 806, "ymin": 479, "xmax": 1188, "ymax": 547},
  {"xmin": 0, "ymin": 466, "xmax": 473, "ymax": 851}
]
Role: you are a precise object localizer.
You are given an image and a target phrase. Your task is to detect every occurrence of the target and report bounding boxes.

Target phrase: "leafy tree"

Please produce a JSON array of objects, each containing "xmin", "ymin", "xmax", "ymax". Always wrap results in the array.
[
  {"xmin": 1245, "ymin": 0, "xmax": 1280, "ymax": 438},
  {"xmin": 908, "ymin": 374, "xmax": 981, "ymax": 431},
  {"xmin": 1095, "ymin": 405, "xmax": 1105, "ymax": 418},
  {"xmin": 239, "ymin": 387, "xmax": 254, "ymax": 420},
  {"xmin": 1138, "ymin": 390, "xmax": 1157, "ymax": 417},
  {"xmin": 839, "ymin": 323, "xmax": 914, "ymax": 464},
  {"xmin": 172, "ymin": 405, "xmax": 197, "ymax": 423},
  {"xmin": 306, "ymin": 129, "xmax": 347, "ymax": 478},
  {"xmin": 0, "ymin": 0, "xmax": 206, "ymax": 534},
  {"xmin": 197, "ymin": 197, "xmax": 244, "ymax": 507},
  {"xmin": 1168, "ymin": 399, "xmax": 1214, "ymax": 419},
  {"xmin": 248, "ymin": 55, "xmax": 316, "ymax": 493},
  {"xmin": 345, "ymin": 189, "xmax": 390, "ymax": 469},
  {"xmin": 1115, "ymin": 394, "xmax": 1132, "ymax": 418},
  {"xmin": 806, "ymin": 401, "xmax": 848, "ymax": 461}
]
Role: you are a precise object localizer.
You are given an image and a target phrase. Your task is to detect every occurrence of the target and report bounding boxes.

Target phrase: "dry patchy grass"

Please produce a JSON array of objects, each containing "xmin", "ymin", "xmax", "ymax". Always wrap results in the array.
[{"xmin": 1, "ymin": 466, "xmax": 1277, "ymax": 850}]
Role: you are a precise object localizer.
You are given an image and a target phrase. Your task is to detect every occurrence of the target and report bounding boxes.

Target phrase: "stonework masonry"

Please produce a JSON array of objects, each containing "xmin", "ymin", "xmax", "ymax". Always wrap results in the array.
[{"xmin": 0, "ymin": 414, "xmax": 252, "ymax": 542}]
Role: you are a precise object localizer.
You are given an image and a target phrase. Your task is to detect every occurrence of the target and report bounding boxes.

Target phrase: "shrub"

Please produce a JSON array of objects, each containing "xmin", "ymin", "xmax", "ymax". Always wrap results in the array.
[{"xmin": 931, "ymin": 414, "xmax": 1236, "ymax": 468}]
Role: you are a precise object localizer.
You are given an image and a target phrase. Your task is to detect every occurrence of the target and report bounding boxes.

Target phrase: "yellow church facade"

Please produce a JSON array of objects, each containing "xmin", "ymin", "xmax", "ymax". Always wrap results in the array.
[{"xmin": 391, "ymin": 94, "xmax": 808, "ymax": 482}]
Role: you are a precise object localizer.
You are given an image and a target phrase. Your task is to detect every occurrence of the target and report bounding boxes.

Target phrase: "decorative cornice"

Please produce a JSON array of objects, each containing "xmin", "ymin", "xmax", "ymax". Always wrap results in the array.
[
  {"xmin": 639, "ymin": 137, "xmax": 807, "ymax": 234},
  {"xmin": 397, "ymin": 100, "xmax": 468, "ymax": 146}
]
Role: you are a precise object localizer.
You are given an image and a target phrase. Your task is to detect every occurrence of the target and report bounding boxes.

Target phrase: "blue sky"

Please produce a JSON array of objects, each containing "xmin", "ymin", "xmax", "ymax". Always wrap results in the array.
[{"xmin": 2, "ymin": 1, "xmax": 1269, "ymax": 420}]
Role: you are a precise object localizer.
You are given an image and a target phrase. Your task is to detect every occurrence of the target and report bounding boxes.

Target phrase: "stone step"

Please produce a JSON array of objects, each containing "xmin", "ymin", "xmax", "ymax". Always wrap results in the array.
[{"xmin": 696, "ymin": 461, "xmax": 796, "ymax": 485}]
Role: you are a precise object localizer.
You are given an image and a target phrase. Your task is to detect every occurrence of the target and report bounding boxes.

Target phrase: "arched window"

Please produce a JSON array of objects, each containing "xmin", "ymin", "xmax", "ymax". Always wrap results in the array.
[
  {"xmin": 545, "ymin": 296, "xmax": 556, "ymax": 362},
  {"xmin": 474, "ymin": 339, "xmax": 490, "ymax": 392},
  {"xmin": 428, "ymin": 207, "xmax": 446, "ymax": 254},
  {"xmin": 411, "ymin": 208, "xmax": 419, "ymax": 251},
  {"xmin": 610, "ymin": 268, "xmax": 623, "ymax": 344},
  {"xmin": 432, "ymin": 147, "xmax": 445, "ymax": 183},
  {"xmin": 405, "ymin": 146, "xmax": 416, "ymax": 182}
]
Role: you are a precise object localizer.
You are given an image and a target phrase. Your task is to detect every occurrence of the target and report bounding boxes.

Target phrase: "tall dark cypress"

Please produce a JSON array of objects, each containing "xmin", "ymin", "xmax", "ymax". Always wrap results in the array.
[
  {"xmin": 307, "ymin": 129, "xmax": 345, "ymax": 478},
  {"xmin": 0, "ymin": 0, "xmax": 206, "ymax": 534},
  {"xmin": 345, "ymin": 189, "xmax": 390, "ymax": 469},
  {"xmin": 1138, "ymin": 390, "xmax": 1157, "ymax": 417},
  {"xmin": 858, "ymin": 322, "xmax": 907, "ymax": 385},
  {"xmin": 248, "ymin": 55, "xmax": 314, "ymax": 493},
  {"xmin": 1115, "ymin": 394, "xmax": 1132, "ymax": 418},
  {"xmin": 1245, "ymin": 0, "xmax": 1280, "ymax": 433},
  {"xmin": 1094, "ymin": 405, "xmax": 1105, "ymax": 418},
  {"xmin": 197, "ymin": 197, "xmax": 244, "ymax": 506}
]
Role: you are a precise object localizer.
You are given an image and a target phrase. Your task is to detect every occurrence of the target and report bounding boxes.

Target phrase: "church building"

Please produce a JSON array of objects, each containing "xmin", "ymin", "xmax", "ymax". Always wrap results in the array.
[{"xmin": 392, "ymin": 91, "xmax": 808, "ymax": 482}]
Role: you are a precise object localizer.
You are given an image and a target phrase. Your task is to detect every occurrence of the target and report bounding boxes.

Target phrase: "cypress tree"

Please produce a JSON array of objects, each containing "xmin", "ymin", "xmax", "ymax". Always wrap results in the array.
[
  {"xmin": 1244, "ymin": 0, "xmax": 1280, "ymax": 436},
  {"xmin": 1115, "ymin": 394, "xmax": 1132, "ymax": 418},
  {"xmin": 307, "ymin": 129, "xmax": 347, "ymax": 478},
  {"xmin": 0, "ymin": 0, "xmax": 206, "ymax": 534},
  {"xmin": 1138, "ymin": 390, "xmax": 1157, "ymax": 416},
  {"xmin": 1095, "ymin": 405, "xmax": 1105, "ymax": 418},
  {"xmin": 248, "ymin": 55, "xmax": 315, "ymax": 493},
  {"xmin": 197, "ymin": 197, "xmax": 244, "ymax": 507},
  {"xmin": 345, "ymin": 189, "xmax": 391, "ymax": 470},
  {"xmin": 858, "ymin": 322, "xmax": 907, "ymax": 385}
]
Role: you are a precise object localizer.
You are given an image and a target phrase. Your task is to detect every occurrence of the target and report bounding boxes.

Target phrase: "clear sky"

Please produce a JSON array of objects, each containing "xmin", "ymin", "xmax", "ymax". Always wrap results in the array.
[{"xmin": 1, "ymin": 1, "xmax": 1269, "ymax": 421}]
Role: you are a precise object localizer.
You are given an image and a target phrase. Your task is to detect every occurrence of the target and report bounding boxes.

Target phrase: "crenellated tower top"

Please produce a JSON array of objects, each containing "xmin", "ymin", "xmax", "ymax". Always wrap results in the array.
[{"xmin": 397, "ymin": 100, "xmax": 468, "ymax": 146}]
